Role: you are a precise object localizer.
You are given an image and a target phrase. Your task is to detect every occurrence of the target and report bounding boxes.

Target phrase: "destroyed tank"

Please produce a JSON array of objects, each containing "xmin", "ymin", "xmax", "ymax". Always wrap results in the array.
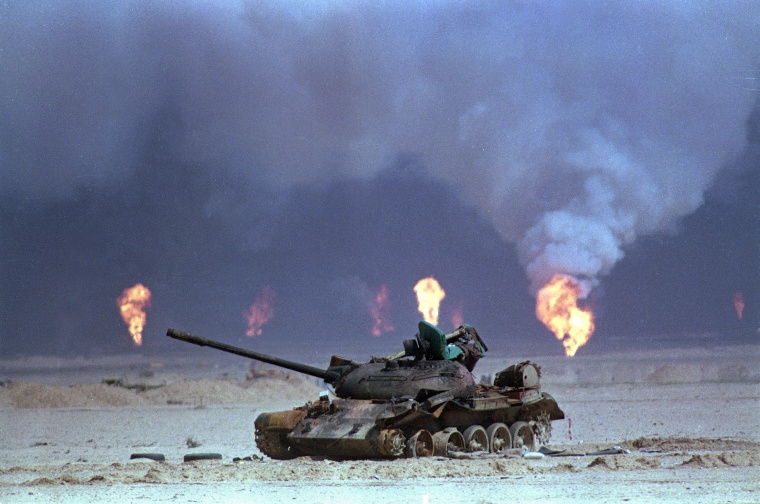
[{"xmin": 167, "ymin": 322, "xmax": 564, "ymax": 459}]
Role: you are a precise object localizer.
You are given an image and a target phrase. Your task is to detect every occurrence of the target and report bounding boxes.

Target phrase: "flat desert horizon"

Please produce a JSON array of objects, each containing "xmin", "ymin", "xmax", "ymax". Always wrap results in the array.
[{"xmin": 1, "ymin": 339, "xmax": 758, "ymax": 503}]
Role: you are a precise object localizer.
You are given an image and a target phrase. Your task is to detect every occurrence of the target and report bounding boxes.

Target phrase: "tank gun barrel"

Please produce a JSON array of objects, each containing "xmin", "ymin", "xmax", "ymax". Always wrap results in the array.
[{"xmin": 167, "ymin": 328, "xmax": 337, "ymax": 382}]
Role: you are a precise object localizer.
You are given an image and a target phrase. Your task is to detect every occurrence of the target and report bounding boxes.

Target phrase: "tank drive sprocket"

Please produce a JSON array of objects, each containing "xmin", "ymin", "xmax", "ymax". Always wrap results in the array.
[{"xmin": 255, "ymin": 430, "xmax": 297, "ymax": 460}]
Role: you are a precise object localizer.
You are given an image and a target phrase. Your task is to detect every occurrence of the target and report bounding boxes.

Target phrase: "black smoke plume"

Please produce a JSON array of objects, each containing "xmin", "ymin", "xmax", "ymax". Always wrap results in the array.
[{"xmin": 1, "ymin": 1, "xmax": 758, "ymax": 355}]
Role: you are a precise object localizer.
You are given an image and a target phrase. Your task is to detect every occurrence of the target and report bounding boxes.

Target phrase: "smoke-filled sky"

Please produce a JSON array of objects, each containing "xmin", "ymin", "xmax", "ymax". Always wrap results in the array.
[{"xmin": 1, "ymin": 1, "xmax": 758, "ymax": 357}]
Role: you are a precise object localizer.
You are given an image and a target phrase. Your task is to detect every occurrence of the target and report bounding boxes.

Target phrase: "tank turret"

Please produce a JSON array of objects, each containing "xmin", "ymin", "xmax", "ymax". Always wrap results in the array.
[{"xmin": 167, "ymin": 322, "xmax": 484, "ymax": 401}]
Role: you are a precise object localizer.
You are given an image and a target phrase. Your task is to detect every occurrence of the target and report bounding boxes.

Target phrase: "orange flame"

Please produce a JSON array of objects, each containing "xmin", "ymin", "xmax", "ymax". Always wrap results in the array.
[
  {"xmin": 117, "ymin": 283, "xmax": 152, "ymax": 346},
  {"xmin": 536, "ymin": 274, "xmax": 594, "ymax": 357},
  {"xmin": 370, "ymin": 285, "xmax": 394, "ymax": 336},
  {"xmin": 244, "ymin": 286, "xmax": 275, "ymax": 337},
  {"xmin": 733, "ymin": 291, "xmax": 745, "ymax": 320},
  {"xmin": 414, "ymin": 277, "xmax": 446, "ymax": 325}
]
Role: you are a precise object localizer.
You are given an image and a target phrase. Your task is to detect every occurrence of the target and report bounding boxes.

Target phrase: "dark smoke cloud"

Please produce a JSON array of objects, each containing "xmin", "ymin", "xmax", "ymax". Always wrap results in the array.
[{"xmin": 1, "ymin": 1, "xmax": 758, "ymax": 355}]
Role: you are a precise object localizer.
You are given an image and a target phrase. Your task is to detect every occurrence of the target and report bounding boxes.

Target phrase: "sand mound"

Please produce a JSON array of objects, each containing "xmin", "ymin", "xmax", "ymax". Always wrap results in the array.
[
  {"xmin": 680, "ymin": 452, "xmax": 760, "ymax": 468},
  {"xmin": 1, "ymin": 375, "xmax": 321, "ymax": 409},
  {"xmin": 139, "ymin": 379, "xmax": 263, "ymax": 406},
  {"xmin": 587, "ymin": 456, "xmax": 660, "ymax": 470},
  {"xmin": 139, "ymin": 376, "xmax": 320, "ymax": 406},
  {"xmin": 6, "ymin": 382, "xmax": 149, "ymax": 408},
  {"xmin": 624, "ymin": 436, "xmax": 760, "ymax": 452},
  {"xmin": 138, "ymin": 466, "xmax": 172, "ymax": 484}
]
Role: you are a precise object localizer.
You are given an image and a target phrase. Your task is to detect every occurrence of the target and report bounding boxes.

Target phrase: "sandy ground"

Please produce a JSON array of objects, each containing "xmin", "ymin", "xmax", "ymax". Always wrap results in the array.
[{"xmin": 0, "ymin": 344, "xmax": 759, "ymax": 503}]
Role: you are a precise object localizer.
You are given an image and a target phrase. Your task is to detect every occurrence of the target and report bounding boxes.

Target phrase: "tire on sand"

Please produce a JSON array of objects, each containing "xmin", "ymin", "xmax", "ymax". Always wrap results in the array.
[
  {"xmin": 130, "ymin": 453, "xmax": 165, "ymax": 462},
  {"xmin": 183, "ymin": 453, "xmax": 222, "ymax": 462}
]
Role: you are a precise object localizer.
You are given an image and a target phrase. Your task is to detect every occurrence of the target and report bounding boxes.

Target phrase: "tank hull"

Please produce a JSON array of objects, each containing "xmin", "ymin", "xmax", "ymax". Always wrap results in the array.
[{"xmin": 255, "ymin": 382, "xmax": 564, "ymax": 459}]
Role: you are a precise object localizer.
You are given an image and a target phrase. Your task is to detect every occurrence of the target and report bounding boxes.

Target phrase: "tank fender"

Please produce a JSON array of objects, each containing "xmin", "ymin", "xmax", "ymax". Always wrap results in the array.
[
  {"xmin": 374, "ymin": 400, "xmax": 418, "ymax": 428},
  {"xmin": 515, "ymin": 392, "xmax": 565, "ymax": 422},
  {"xmin": 420, "ymin": 390, "xmax": 454, "ymax": 410},
  {"xmin": 255, "ymin": 408, "xmax": 307, "ymax": 431}
]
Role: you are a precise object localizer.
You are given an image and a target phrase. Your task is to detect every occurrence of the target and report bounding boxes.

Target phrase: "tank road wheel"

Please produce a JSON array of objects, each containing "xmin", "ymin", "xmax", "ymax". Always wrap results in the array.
[
  {"xmin": 432, "ymin": 429, "xmax": 465, "ymax": 457},
  {"xmin": 509, "ymin": 421, "xmax": 535, "ymax": 452},
  {"xmin": 462, "ymin": 425, "xmax": 488, "ymax": 453},
  {"xmin": 405, "ymin": 429, "xmax": 434, "ymax": 458},
  {"xmin": 255, "ymin": 430, "xmax": 297, "ymax": 460},
  {"xmin": 485, "ymin": 423, "xmax": 512, "ymax": 454}
]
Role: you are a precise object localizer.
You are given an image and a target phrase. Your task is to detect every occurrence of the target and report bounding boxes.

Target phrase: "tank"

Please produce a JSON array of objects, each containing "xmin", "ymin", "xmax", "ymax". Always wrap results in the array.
[{"xmin": 166, "ymin": 322, "xmax": 565, "ymax": 459}]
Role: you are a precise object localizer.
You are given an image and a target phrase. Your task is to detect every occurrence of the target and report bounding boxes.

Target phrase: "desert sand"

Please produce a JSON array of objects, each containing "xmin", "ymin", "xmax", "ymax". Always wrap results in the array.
[{"xmin": 1, "ymin": 343, "xmax": 758, "ymax": 503}]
